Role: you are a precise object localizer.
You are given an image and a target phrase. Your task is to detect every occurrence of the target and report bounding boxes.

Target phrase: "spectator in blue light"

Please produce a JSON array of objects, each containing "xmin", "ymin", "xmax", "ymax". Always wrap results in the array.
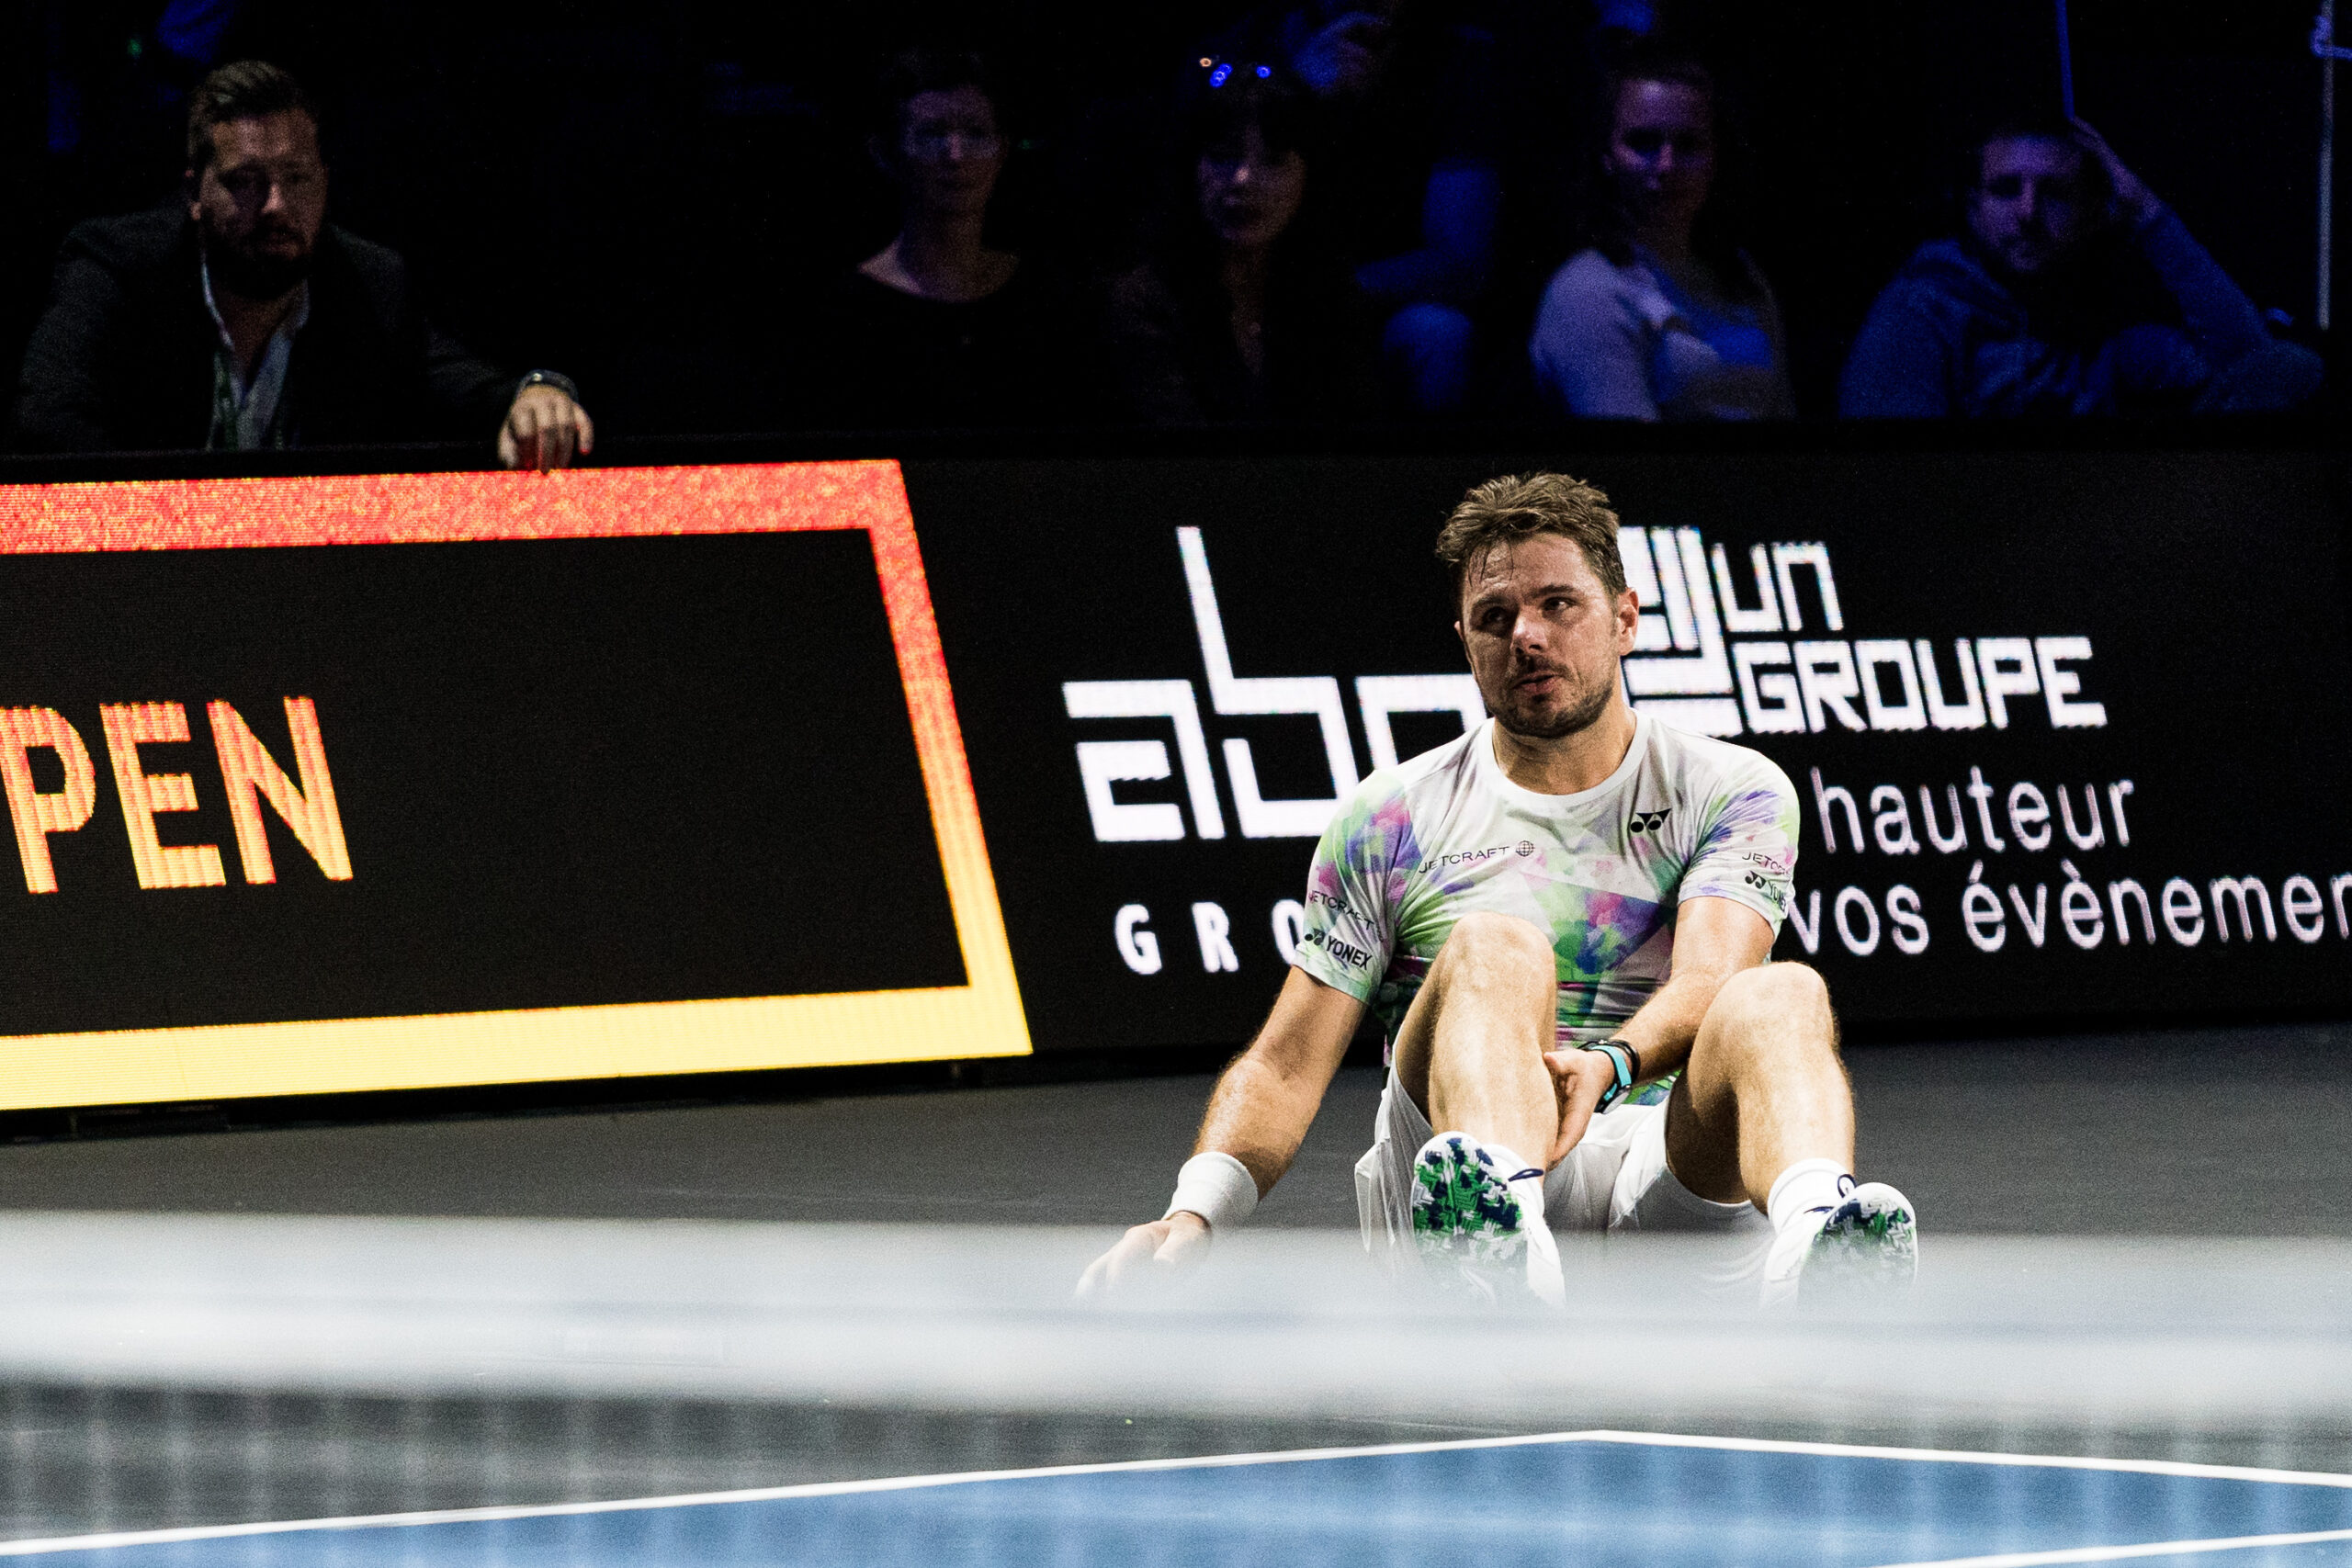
[
  {"xmin": 1103, "ymin": 70, "xmax": 1371, "ymax": 424},
  {"xmin": 1528, "ymin": 51, "xmax": 1792, "ymax": 422},
  {"xmin": 809, "ymin": 46, "xmax": 1082, "ymax": 429},
  {"xmin": 1840, "ymin": 117, "xmax": 2322, "ymax": 418},
  {"xmin": 1205, "ymin": 2, "xmax": 1504, "ymax": 414}
]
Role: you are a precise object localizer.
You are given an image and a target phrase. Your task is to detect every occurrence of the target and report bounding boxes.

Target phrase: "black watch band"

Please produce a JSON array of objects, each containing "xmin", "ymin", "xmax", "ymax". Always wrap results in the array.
[{"xmin": 515, "ymin": 368, "xmax": 580, "ymax": 402}]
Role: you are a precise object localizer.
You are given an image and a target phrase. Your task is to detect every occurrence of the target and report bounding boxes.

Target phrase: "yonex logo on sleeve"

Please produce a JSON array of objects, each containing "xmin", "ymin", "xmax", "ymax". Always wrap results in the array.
[{"xmin": 1301, "ymin": 929, "xmax": 1374, "ymax": 969}]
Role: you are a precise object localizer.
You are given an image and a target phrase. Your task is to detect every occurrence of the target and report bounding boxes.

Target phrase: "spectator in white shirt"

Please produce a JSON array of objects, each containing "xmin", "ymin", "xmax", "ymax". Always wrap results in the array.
[{"xmin": 1528, "ymin": 48, "xmax": 1792, "ymax": 421}]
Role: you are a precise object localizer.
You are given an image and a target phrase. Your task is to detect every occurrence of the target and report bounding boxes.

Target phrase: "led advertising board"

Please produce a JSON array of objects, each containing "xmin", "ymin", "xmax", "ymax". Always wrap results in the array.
[
  {"xmin": 0, "ymin": 446, "xmax": 2346, "ymax": 1109},
  {"xmin": 0, "ymin": 463, "xmax": 1029, "ymax": 1109}
]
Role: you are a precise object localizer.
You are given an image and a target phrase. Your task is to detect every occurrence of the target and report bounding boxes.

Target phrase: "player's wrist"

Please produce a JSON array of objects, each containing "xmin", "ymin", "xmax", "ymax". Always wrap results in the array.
[
  {"xmin": 1164, "ymin": 1151, "xmax": 1259, "ymax": 1235},
  {"xmin": 1580, "ymin": 1039, "xmax": 1639, "ymax": 1111}
]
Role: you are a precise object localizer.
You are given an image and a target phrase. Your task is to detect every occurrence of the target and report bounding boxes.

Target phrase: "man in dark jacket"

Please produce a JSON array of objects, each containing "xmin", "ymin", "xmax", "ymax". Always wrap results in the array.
[
  {"xmin": 1840, "ymin": 118, "xmax": 2321, "ymax": 419},
  {"xmin": 12, "ymin": 60, "xmax": 593, "ymax": 466}
]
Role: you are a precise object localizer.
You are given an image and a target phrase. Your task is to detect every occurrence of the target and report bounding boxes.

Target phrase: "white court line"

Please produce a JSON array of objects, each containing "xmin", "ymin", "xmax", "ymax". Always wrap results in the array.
[
  {"xmin": 2, "ymin": 1429, "xmax": 2347, "ymax": 1558},
  {"xmin": 1580, "ymin": 1430, "xmax": 2352, "ymax": 1490},
  {"xmin": 0, "ymin": 1432, "xmax": 1609, "ymax": 1557},
  {"xmin": 1868, "ymin": 1527, "xmax": 2352, "ymax": 1565}
]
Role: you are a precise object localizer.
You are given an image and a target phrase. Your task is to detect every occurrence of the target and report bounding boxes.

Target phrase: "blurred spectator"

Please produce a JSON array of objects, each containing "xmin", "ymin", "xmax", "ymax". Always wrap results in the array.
[
  {"xmin": 1102, "ymin": 71, "xmax": 1371, "ymax": 424},
  {"xmin": 1841, "ymin": 117, "xmax": 2323, "ymax": 418},
  {"xmin": 1209, "ymin": 2, "xmax": 1505, "ymax": 414},
  {"xmin": 1528, "ymin": 50, "xmax": 1792, "ymax": 421},
  {"xmin": 11, "ymin": 61, "xmax": 591, "ymax": 466},
  {"xmin": 807, "ymin": 46, "xmax": 1085, "ymax": 430}
]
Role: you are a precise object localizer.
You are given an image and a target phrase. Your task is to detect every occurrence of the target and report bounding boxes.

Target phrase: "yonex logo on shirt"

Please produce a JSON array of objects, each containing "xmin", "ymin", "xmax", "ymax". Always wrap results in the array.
[
  {"xmin": 1300, "ymin": 929, "xmax": 1374, "ymax": 969},
  {"xmin": 1629, "ymin": 810, "xmax": 1671, "ymax": 834}
]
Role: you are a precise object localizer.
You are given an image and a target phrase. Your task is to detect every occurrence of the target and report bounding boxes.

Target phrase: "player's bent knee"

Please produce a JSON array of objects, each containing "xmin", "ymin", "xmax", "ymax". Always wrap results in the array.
[
  {"xmin": 1433, "ymin": 910, "xmax": 1555, "ymax": 981},
  {"xmin": 1706, "ymin": 961, "xmax": 1834, "ymax": 1038}
]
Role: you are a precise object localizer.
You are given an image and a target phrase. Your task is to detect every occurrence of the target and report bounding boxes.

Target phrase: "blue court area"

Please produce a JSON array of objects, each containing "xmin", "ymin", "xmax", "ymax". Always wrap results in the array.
[{"xmin": 12, "ymin": 1433, "xmax": 2352, "ymax": 1568}]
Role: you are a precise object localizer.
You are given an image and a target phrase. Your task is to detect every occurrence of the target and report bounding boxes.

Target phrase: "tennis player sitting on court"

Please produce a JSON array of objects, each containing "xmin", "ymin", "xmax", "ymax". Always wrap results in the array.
[{"xmin": 1080, "ymin": 472, "xmax": 1917, "ymax": 1307}]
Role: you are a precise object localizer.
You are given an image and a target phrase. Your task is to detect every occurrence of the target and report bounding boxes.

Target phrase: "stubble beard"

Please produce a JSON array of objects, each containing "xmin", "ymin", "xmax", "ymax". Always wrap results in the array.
[
  {"xmin": 1493, "ymin": 664, "xmax": 1613, "ymax": 742},
  {"xmin": 204, "ymin": 220, "xmax": 314, "ymax": 301}
]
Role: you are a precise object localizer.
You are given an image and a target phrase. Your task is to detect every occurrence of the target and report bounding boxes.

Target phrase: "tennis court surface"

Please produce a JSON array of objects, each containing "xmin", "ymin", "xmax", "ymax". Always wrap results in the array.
[
  {"xmin": 10, "ymin": 1432, "xmax": 2352, "ymax": 1566},
  {"xmin": 1, "ymin": 1203, "xmax": 2350, "ymax": 1565}
]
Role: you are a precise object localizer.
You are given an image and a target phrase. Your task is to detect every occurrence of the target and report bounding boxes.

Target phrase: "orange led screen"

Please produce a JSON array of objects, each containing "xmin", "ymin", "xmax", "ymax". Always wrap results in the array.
[{"xmin": 0, "ymin": 462, "xmax": 1029, "ymax": 1110}]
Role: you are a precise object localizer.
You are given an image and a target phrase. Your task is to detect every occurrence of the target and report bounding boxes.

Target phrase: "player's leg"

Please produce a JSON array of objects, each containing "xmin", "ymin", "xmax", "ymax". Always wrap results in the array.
[
  {"xmin": 1386, "ymin": 911, "xmax": 1566, "ymax": 1304},
  {"xmin": 1661, "ymin": 961, "xmax": 1851, "ymax": 1209},
  {"xmin": 1661, "ymin": 962, "xmax": 1917, "ymax": 1303},
  {"xmin": 1391, "ymin": 911, "xmax": 1558, "ymax": 1168}
]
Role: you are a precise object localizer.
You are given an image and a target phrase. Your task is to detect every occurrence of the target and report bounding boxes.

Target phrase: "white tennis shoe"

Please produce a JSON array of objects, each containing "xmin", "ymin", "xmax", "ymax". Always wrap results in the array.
[{"xmin": 1758, "ymin": 1180, "xmax": 1918, "ymax": 1309}]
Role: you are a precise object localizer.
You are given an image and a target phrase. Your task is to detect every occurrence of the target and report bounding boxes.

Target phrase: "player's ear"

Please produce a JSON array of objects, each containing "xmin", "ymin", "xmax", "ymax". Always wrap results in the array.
[{"xmin": 1614, "ymin": 588, "xmax": 1639, "ymax": 653}]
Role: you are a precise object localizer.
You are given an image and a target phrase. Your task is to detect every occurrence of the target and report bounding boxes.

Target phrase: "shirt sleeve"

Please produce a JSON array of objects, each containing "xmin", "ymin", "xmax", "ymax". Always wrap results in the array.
[
  {"xmin": 11, "ymin": 241, "xmax": 130, "ymax": 453},
  {"xmin": 1293, "ymin": 784, "xmax": 1406, "ymax": 1000},
  {"xmin": 1529, "ymin": 255, "xmax": 1659, "ymax": 421},
  {"xmin": 1838, "ymin": 281, "xmax": 1954, "ymax": 418},
  {"xmin": 1678, "ymin": 755, "xmax": 1798, "ymax": 932},
  {"xmin": 2131, "ymin": 207, "xmax": 2269, "ymax": 370}
]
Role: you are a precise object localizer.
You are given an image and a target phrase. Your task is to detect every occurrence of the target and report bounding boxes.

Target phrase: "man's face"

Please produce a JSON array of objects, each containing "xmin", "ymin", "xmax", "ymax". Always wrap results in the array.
[
  {"xmin": 188, "ymin": 110, "xmax": 328, "ymax": 299},
  {"xmin": 1968, "ymin": 135, "xmax": 2090, "ymax": 278},
  {"xmin": 1455, "ymin": 533, "xmax": 1636, "ymax": 741}
]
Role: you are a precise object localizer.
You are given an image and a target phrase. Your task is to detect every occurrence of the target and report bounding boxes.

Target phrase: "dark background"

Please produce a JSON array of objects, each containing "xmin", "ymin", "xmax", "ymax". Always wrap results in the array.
[
  {"xmin": 912, "ymin": 443, "xmax": 2352, "ymax": 1050},
  {"xmin": 0, "ymin": 527, "xmax": 963, "ymax": 1034},
  {"xmin": 2, "ymin": 0, "xmax": 2336, "ymax": 436}
]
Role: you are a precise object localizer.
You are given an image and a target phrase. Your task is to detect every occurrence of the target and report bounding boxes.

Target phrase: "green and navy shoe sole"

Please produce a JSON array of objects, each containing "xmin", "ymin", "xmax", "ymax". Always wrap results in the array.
[
  {"xmin": 1803, "ymin": 1181, "xmax": 1919, "ymax": 1298},
  {"xmin": 1408, "ymin": 1134, "xmax": 1539, "ymax": 1300}
]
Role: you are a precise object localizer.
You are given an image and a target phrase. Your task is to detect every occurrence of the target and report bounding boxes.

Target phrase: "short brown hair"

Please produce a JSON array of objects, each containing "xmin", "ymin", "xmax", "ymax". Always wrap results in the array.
[
  {"xmin": 1434, "ymin": 472, "xmax": 1626, "ymax": 606},
  {"xmin": 187, "ymin": 61, "xmax": 319, "ymax": 175}
]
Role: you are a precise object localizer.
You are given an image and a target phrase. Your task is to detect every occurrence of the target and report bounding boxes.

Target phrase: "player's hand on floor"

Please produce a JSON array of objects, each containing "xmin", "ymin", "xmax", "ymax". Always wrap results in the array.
[
  {"xmin": 1077, "ymin": 1211, "xmax": 1210, "ymax": 1299},
  {"xmin": 1542, "ymin": 1048, "xmax": 1614, "ymax": 1168}
]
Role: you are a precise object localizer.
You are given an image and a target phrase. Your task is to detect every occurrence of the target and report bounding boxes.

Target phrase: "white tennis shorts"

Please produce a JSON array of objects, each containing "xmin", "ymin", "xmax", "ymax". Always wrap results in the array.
[{"xmin": 1354, "ymin": 1066, "xmax": 1773, "ymax": 1292}]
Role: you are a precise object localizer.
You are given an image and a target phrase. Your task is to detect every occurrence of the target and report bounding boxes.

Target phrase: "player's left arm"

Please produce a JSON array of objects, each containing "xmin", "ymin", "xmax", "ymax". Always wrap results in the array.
[
  {"xmin": 1537, "ymin": 898, "xmax": 1776, "ymax": 1161},
  {"xmin": 1592, "ymin": 896, "xmax": 1776, "ymax": 1081}
]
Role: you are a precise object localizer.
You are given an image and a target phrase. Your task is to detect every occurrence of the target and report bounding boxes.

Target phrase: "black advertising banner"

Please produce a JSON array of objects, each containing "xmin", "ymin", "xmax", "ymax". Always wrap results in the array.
[{"xmin": 910, "ymin": 449, "xmax": 2352, "ymax": 1052}]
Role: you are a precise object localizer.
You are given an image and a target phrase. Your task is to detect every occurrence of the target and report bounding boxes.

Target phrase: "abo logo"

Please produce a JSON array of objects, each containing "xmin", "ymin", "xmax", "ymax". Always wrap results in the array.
[{"xmin": 0, "ymin": 697, "xmax": 351, "ymax": 893}]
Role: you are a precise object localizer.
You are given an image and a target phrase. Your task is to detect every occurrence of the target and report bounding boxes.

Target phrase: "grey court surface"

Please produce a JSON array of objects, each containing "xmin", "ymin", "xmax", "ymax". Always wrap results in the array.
[{"xmin": 0, "ymin": 1021, "xmax": 2344, "ymax": 1235}]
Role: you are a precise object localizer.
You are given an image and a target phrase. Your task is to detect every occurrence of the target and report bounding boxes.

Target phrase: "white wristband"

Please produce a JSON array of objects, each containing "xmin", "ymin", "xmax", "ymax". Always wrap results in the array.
[{"xmin": 1164, "ymin": 1152, "xmax": 1259, "ymax": 1234}]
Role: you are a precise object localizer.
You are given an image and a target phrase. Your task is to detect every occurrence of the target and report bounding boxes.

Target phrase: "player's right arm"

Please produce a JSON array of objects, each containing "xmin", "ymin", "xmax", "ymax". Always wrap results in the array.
[{"xmin": 1076, "ymin": 968, "xmax": 1365, "ymax": 1298}]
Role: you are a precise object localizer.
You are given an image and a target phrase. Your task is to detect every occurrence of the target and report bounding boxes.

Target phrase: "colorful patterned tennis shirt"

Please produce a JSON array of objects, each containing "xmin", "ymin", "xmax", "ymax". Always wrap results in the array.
[{"xmin": 1293, "ymin": 713, "xmax": 1798, "ymax": 1055}]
